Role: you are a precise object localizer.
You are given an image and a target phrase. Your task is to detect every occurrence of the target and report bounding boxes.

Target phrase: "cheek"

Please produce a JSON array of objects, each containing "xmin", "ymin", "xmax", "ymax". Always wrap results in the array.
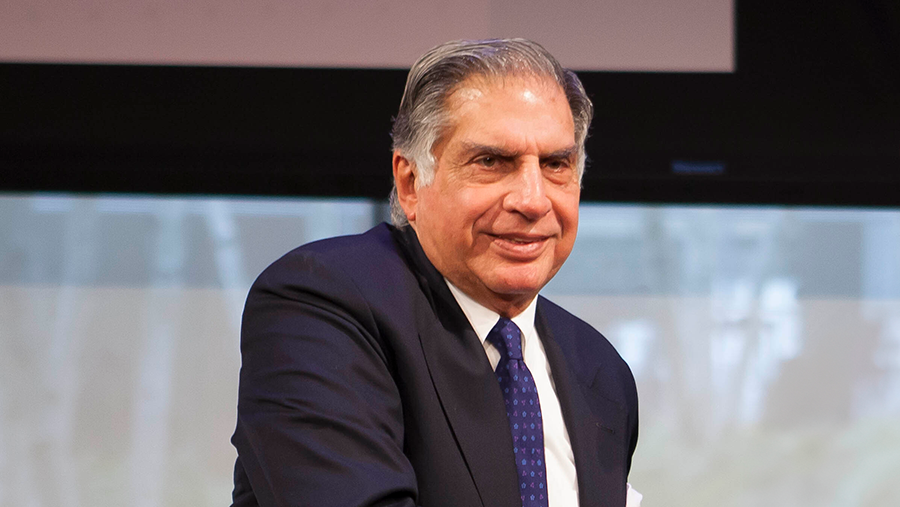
[
  {"xmin": 422, "ymin": 191, "xmax": 478, "ymax": 243},
  {"xmin": 461, "ymin": 188, "xmax": 508, "ymax": 224},
  {"xmin": 554, "ymin": 236, "xmax": 576, "ymax": 268},
  {"xmin": 552, "ymin": 189, "xmax": 580, "ymax": 226},
  {"xmin": 554, "ymin": 194, "xmax": 580, "ymax": 256},
  {"xmin": 416, "ymin": 187, "xmax": 451, "ymax": 223}
]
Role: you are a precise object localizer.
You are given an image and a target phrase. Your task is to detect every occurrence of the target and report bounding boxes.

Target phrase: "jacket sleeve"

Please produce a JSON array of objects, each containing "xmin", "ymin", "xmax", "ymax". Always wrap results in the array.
[{"xmin": 231, "ymin": 251, "xmax": 418, "ymax": 507}]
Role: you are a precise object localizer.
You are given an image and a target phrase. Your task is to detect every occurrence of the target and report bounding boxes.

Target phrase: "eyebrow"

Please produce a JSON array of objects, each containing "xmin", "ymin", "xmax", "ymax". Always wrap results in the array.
[
  {"xmin": 541, "ymin": 146, "xmax": 579, "ymax": 161},
  {"xmin": 458, "ymin": 142, "xmax": 578, "ymax": 160},
  {"xmin": 458, "ymin": 142, "xmax": 516, "ymax": 159}
]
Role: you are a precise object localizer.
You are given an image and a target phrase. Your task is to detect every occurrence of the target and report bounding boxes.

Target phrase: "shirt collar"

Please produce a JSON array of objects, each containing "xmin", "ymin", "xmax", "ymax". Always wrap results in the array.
[{"xmin": 444, "ymin": 278, "xmax": 538, "ymax": 347}]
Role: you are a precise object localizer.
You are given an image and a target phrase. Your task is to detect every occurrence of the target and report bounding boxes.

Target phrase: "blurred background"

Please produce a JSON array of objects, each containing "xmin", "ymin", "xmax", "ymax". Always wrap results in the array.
[{"xmin": 1, "ymin": 1, "xmax": 899, "ymax": 506}]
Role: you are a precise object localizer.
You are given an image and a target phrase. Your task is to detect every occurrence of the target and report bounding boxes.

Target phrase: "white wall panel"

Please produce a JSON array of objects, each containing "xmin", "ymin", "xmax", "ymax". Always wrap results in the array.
[{"xmin": 0, "ymin": 0, "xmax": 733, "ymax": 71}]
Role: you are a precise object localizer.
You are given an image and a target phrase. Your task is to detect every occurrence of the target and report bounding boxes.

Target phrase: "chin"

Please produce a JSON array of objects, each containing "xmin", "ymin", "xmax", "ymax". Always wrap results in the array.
[{"xmin": 487, "ymin": 269, "xmax": 550, "ymax": 297}]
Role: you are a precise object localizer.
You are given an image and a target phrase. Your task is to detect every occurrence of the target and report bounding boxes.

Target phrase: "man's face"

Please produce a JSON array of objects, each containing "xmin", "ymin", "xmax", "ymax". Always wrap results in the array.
[{"xmin": 394, "ymin": 75, "xmax": 581, "ymax": 317}]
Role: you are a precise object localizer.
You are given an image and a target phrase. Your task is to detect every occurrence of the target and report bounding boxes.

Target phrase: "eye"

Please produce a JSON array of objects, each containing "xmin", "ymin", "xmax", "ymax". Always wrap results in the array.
[
  {"xmin": 544, "ymin": 158, "xmax": 570, "ymax": 171},
  {"xmin": 477, "ymin": 156, "xmax": 497, "ymax": 168}
]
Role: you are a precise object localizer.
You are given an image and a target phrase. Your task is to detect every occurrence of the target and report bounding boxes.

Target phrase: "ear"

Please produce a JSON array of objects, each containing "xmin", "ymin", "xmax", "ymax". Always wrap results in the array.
[{"xmin": 392, "ymin": 151, "xmax": 419, "ymax": 224}]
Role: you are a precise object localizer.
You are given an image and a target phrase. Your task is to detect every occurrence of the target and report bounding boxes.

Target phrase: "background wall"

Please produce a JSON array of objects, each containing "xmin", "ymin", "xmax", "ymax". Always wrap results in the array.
[
  {"xmin": 0, "ymin": 0, "xmax": 733, "ymax": 71},
  {"xmin": 1, "ymin": 195, "xmax": 899, "ymax": 507}
]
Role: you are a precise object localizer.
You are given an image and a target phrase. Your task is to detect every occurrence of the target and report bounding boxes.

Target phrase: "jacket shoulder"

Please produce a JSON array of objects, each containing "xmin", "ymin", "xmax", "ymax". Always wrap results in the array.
[
  {"xmin": 247, "ymin": 223, "xmax": 420, "ymax": 338},
  {"xmin": 259, "ymin": 223, "xmax": 402, "ymax": 281}
]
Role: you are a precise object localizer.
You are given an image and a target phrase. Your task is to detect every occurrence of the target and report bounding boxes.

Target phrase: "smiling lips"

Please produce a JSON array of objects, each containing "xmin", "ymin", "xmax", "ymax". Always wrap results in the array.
[{"xmin": 489, "ymin": 233, "xmax": 554, "ymax": 258}]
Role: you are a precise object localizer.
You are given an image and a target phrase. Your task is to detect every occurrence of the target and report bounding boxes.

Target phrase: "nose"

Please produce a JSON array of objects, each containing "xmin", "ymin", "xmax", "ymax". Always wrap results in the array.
[{"xmin": 503, "ymin": 160, "xmax": 552, "ymax": 220}]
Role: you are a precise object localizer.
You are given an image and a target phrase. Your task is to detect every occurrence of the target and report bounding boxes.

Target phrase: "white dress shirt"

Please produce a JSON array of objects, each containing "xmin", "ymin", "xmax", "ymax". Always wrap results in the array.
[{"xmin": 445, "ymin": 281, "xmax": 580, "ymax": 507}]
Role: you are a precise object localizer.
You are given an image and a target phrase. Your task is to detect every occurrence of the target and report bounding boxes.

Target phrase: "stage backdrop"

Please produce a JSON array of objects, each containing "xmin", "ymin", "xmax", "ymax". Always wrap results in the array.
[{"xmin": 0, "ymin": 0, "xmax": 733, "ymax": 71}]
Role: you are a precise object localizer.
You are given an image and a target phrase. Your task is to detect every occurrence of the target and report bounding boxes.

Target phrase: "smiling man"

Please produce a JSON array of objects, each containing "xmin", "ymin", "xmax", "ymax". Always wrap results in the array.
[
  {"xmin": 232, "ymin": 39, "xmax": 639, "ymax": 507},
  {"xmin": 393, "ymin": 72, "xmax": 580, "ymax": 319}
]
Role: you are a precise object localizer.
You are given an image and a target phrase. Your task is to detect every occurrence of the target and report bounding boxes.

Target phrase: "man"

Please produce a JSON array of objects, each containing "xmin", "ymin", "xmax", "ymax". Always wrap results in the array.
[{"xmin": 231, "ymin": 39, "xmax": 639, "ymax": 507}]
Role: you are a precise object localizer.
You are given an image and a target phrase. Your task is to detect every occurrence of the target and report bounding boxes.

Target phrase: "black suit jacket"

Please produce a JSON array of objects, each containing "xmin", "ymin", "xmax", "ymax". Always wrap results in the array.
[{"xmin": 232, "ymin": 223, "xmax": 638, "ymax": 507}]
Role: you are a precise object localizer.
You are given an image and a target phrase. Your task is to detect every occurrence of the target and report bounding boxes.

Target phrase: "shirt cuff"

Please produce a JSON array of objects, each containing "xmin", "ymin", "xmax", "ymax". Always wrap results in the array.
[{"xmin": 626, "ymin": 483, "xmax": 643, "ymax": 507}]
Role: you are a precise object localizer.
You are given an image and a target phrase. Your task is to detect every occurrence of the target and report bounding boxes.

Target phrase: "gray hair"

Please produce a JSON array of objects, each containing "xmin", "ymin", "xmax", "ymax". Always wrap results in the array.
[{"xmin": 389, "ymin": 38, "xmax": 593, "ymax": 227}]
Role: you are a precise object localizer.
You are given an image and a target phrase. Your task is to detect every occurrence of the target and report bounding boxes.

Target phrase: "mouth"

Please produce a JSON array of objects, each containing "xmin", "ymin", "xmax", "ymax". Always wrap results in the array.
[
  {"xmin": 500, "ymin": 236, "xmax": 541, "ymax": 244},
  {"xmin": 489, "ymin": 233, "xmax": 552, "ymax": 258}
]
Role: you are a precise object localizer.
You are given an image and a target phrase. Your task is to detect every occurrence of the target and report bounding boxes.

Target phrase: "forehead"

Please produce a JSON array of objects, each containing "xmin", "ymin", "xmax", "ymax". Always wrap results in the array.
[
  {"xmin": 445, "ymin": 73, "xmax": 566, "ymax": 109},
  {"xmin": 439, "ymin": 74, "xmax": 575, "ymax": 148}
]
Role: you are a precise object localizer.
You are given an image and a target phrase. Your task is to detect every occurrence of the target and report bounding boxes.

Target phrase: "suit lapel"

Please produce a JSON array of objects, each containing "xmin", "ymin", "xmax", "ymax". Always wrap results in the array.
[
  {"xmin": 536, "ymin": 300, "xmax": 622, "ymax": 507},
  {"xmin": 392, "ymin": 226, "xmax": 521, "ymax": 507}
]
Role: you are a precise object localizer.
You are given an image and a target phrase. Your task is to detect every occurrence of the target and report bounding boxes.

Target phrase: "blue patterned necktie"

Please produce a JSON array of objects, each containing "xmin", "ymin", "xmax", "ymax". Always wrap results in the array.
[{"xmin": 487, "ymin": 318, "xmax": 549, "ymax": 507}]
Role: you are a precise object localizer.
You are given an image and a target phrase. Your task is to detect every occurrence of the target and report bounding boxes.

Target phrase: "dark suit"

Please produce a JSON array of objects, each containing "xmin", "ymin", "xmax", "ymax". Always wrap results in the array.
[{"xmin": 231, "ymin": 223, "xmax": 638, "ymax": 507}]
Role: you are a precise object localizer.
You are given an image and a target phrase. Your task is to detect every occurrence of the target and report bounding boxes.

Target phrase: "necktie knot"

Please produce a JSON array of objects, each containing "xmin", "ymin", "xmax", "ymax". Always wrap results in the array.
[{"xmin": 488, "ymin": 318, "xmax": 524, "ymax": 361}]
